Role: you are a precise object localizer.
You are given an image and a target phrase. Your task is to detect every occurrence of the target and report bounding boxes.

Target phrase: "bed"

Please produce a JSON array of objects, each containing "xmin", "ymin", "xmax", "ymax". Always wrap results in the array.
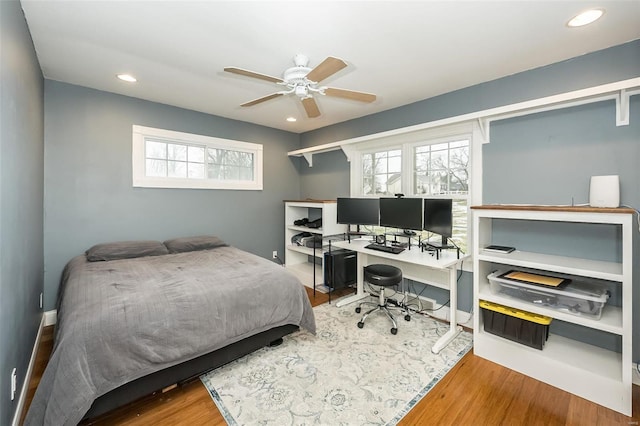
[{"xmin": 25, "ymin": 236, "xmax": 316, "ymax": 426}]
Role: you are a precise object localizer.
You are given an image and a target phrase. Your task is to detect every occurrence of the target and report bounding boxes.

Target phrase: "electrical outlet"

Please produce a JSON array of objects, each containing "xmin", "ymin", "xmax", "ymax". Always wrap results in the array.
[
  {"xmin": 272, "ymin": 250, "xmax": 278, "ymax": 259},
  {"xmin": 11, "ymin": 368, "xmax": 16, "ymax": 401}
]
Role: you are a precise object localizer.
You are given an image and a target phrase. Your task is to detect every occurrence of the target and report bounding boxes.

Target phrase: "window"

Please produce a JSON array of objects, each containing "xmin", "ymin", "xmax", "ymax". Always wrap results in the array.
[
  {"xmin": 413, "ymin": 138, "xmax": 469, "ymax": 251},
  {"xmin": 362, "ymin": 149, "xmax": 402, "ymax": 196},
  {"xmin": 350, "ymin": 123, "xmax": 477, "ymax": 253},
  {"xmin": 132, "ymin": 125, "xmax": 263, "ymax": 190}
]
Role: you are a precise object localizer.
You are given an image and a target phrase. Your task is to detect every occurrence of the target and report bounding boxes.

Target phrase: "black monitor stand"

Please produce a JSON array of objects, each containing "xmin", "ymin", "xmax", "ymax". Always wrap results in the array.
[
  {"xmin": 422, "ymin": 236, "xmax": 460, "ymax": 260},
  {"xmin": 346, "ymin": 225, "xmax": 368, "ymax": 243}
]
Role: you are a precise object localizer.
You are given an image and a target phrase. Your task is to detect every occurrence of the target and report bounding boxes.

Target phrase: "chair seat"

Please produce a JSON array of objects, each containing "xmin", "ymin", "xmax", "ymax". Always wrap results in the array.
[{"xmin": 364, "ymin": 264, "xmax": 402, "ymax": 287}]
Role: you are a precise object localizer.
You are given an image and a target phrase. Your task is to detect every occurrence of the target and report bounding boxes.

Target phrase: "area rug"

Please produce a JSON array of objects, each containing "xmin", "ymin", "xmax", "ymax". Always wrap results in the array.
[{"xmin": 201, "ymin": 300, "xmax": 473, "ymax": 425}]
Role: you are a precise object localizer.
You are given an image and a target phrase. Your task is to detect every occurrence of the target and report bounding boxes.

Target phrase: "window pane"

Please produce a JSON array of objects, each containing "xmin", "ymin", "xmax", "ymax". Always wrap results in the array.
[
  {"xmin": 146, "ymin": 141, "xmax": 166, "ymax": 159},
  {"xmin": 207, "ymin": 164, "xmax": 221, "ymax": 179},
  {"xmin": 363, "ymin": 176, "xmax": 374, "ymax": 195},
  {"xmin": 239, "ymin": 167, "xmax": 254, "ymax": 181},
  {"xmin": 207, "ymin": 148, "xmax": 221, "ymax": 165},
  {"xmin": 188, "ymin": 146, "xmax": 205, "ymax": 163},
  {"xmin": 388, "ymin": 149, "xmax": 401, "ymax": 157},
  {"xmin": 240, "ymin": 152, "xmax": 254, "ymax": 168},
  {"xmin": 374, "ymin": 157, "xmax": 387, "ymax": 174},
  {"xmin": 430, "ymin": 149, "xmax": 448, "ymax": 169},
  {"xmin": 388, "ymin": 156, "xmax": 401, "ymax": 173},
  {"xmin": 146, "ymin": 159, "xmax": 166, "ymax": 177},
  {"xmin": 167, "ymin": 161, "xmax": 187, "ymax": 178},
  {"xmin": 431, "ymin": 143, "xmax": 448, "ymax": 152},
  {"xmin": 449, "ymin": 168, "xmax": 469, "ymax": 192},
  {"xmin": 362, "ymin": 154, "xmax": 372, "ymax": 173},
  {"xmin": 452, "ymin": 199, "xmax": 469, "ymax": 252},
  {"xmin": 415, "ymin": 152, "xmax": 429, "ymax": 172},
  {"xmin": 373, "ymin": 175, "xmax": 388, "ymax": 194},
  {"xmin": 225, "ymin": 166, "xmax": 240, "ymax": 180},
  {"xmin": 188, "ymin": 162, "xmax": 204, "ymax": 179},
  {"xmin": 167, "ymin": 144, "xmax": 186, "ymax": 161}
]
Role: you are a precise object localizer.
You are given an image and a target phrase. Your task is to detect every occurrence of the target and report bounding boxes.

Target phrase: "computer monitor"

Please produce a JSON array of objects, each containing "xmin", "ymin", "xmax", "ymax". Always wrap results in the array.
[
  {"xmin": 423, "ymin": 198, "xmax": 453, "ymax": 246},
  {"xmin": 336, "ymin": 198, "xmax": 380, "ymax": 226},
  {"xmin": 379, "ymin": 197, "xmax": 423, "ymax": 231}
]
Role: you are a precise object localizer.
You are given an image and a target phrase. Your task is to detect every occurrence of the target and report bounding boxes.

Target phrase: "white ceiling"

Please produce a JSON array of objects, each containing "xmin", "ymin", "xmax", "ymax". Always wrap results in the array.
[{"xmin": 20, "ymin": 1, "xmax": 640, "ymax": 134}]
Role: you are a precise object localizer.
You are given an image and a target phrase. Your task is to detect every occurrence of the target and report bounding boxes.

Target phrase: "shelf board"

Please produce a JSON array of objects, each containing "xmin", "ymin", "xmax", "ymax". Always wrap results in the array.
[
  {"xmin": 287, "ymin": 225, "xmax": 324, "ymax": 234},
  {"xmin": 477, "ymin": 284, "xmax": 623, "ymax": 335},
  {"xmin": 478, "ymin": 250, "xmax": 623, "ymax": 282},
  {"xmin": 476, "ymin": 329, "xmax": 623, "ymax": 381}
]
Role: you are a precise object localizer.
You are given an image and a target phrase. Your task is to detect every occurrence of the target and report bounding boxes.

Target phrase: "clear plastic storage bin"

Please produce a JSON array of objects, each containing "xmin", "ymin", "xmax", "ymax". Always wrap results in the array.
[{"xmin": 487, "ymin": 270, "xmax": 610, "ymax": 320}]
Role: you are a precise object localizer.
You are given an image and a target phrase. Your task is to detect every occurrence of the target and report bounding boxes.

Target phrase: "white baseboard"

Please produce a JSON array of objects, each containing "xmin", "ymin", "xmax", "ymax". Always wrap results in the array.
[{"xmin": 11, "ymin": 313, "xmax": 45, "ymax": 426}]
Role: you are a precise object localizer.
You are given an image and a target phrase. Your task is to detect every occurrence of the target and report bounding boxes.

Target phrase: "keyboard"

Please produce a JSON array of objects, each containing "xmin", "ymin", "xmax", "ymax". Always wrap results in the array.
[{"xmin": 365, "ymin": 243, "xmax": 405, "ymax": 254}]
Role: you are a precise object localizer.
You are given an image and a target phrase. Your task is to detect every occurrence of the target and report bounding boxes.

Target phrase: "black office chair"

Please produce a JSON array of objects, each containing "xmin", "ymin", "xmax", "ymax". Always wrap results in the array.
[{"xmin": 355, "ymin": 264, "xmax": 410, "ymax": 335}]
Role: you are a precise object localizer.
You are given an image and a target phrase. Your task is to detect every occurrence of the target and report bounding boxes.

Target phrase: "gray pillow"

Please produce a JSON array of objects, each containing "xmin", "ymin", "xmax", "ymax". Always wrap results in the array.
[
  {"xmin": 163, "ymin": 235, "xmax": 227, "ymax": 253},
  {"xmin": 86, "ymin": 240, "xmax": 169, "ymax": 262}
]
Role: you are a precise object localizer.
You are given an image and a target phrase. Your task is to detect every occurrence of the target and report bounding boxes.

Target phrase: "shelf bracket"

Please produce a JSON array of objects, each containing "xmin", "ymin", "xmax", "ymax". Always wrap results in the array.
[
  {"xmin": 477, "ymin": 118, "xmax": 490, "ymax": 144},
  {"xmin": 616, "ymin": 89, "xmax": 630, "ymax": 126},
  {"xmin": 302, "ymin": 152, "xmax": 314, "ymax": 167},
  {"xmin": 340, "ymin": 144, "xmax": 357, "ymax": 162}
]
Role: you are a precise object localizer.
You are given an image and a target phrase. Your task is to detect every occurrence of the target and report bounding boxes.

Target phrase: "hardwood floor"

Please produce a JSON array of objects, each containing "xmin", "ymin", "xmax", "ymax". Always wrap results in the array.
[{"xmin": 22, "ymin": 287, "xmax": 639, "ymax": 425}]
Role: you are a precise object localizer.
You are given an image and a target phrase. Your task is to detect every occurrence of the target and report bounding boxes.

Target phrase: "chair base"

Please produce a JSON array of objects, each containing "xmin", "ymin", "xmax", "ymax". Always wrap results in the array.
[{"xmin": 355, "ymin": 287, "xmax": 410, "ymax": 334}]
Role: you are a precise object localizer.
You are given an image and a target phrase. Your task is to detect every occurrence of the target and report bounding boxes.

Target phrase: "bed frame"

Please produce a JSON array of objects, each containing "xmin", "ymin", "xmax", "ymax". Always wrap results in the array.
[{"xmin": 82, "ymin": 324, "xmax": 299, "ymax": 421}]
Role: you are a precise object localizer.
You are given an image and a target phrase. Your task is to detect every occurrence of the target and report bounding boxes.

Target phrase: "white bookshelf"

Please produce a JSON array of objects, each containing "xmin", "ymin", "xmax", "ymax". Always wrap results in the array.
[
  {"xmin": 284, "ymin": 200, "xmax": 347, "ymax": 292},
  {"xmin": 472, "ymin": 205, "xmax": 633, "ymax": 416}
]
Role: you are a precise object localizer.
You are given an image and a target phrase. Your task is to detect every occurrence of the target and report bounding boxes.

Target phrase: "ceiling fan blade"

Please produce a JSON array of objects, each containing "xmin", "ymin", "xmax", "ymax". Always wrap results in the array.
[
  {"xmin": 324, "ymin": 87, "xmax": 376, "ymax": 103},
  {"xmin": 224, "ymin": 67, "xmax": 284, "ymax": 84},
  {"xmin": 302, "ymin": 97, "xmax": 321, "ymax": 118},
  {"xmin": 241, "ymin": 92, "xmax": 284, "ymax": 107},
  {"xmin": 305, "ymin": 56, "xmax": 347, "ymax": 83}
]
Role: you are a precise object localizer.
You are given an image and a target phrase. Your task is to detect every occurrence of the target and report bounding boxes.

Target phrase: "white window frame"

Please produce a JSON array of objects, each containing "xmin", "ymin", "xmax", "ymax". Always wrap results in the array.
[
  {"xmin": 132, "ymin": 125, "xmax": 263, "ymax": 190},
  {"xmin": 348, "ymin": 121, "xmax": 483, "ymax": 269}
]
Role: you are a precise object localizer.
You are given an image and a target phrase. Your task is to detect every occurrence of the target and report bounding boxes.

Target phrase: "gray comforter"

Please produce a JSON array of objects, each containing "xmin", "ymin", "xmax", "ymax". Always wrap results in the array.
[{"xmin": 25, "ymin": 246, "xmax": 315, "ymax": 426}]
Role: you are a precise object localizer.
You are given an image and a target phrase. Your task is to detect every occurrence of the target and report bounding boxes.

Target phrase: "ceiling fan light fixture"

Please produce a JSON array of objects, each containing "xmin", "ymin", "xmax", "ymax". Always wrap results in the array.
[
  {"xmin": 294, "ymin": 85, "xmax": 309, "ymax": 98},
  {"xmin": 567, "ymin": 9, "xmax": 604, "ymax": 27},
  {"xmin": 116, "ymin": 73, "xmax": 137, "ymax": 83}
]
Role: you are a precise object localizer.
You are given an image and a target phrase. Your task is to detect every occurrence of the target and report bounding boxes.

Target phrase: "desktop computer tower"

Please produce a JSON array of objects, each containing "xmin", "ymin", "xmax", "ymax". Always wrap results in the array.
[{"xmin": 324, "ymin": 249, "xmax": 357, "ymax": 290}]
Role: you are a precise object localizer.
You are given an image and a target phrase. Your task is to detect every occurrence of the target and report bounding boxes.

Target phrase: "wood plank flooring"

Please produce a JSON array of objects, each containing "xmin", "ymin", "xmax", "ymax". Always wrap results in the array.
[{"xmin": 22, "ymin": 287, "xmax": 640, "ymax": 425}]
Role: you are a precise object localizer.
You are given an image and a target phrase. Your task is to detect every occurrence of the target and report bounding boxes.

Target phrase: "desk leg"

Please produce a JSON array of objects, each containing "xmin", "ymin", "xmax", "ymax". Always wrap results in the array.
[
  {"xmin": 431, "ymin": 264, "xmax": 462, "ymax": 354},
  {"xmin": 335, "ymin": 252, "xmax": 370, "ymax": 308}
]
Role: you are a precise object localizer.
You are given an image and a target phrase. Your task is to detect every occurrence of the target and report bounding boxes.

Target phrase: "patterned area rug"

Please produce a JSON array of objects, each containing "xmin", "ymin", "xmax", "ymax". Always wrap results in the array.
[{"xmin": 201, "ymin": 300, "xmax": 473, "ymax": 425}]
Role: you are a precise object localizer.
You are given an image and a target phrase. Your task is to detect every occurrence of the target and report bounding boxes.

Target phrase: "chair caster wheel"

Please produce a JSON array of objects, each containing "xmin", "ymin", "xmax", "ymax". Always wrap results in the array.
[
  {"xmin": 405, "ymin": 315, "xmax": 411, "ymax": 321},
  {"xmin": 357, "ymin": 322, "xmax": 364, "ymax": 329},
  {"xmin": 391, "ymin": 328, "xmax": 398, "ymax": 335},
  {"xmin": 355, "ymin": 307, "xmax": 361, "ymax": 313}
]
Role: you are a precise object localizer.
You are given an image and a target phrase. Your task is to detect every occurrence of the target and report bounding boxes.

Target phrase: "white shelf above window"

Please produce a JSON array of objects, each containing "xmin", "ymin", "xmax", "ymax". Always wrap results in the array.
[{"xmin": 289, "ymin": 78, "xmax": 640, "ymax": 167}]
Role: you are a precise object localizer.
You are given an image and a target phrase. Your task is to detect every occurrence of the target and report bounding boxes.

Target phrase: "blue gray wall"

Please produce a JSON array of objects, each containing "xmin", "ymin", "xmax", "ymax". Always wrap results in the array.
[
  {"xmin": 0, "ymin": 1, "xmax": 44, "ymax": 424},
  {"xmin": 43, "ymin": 81, "xmax": 300, "ymax": 309},
  {"xmin": 299, "ymin": 40, "xmax": 640, "ymax": 360}
]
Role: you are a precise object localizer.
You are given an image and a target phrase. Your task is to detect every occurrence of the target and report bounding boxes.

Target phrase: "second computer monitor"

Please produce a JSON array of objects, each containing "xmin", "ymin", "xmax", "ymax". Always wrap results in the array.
[
  {"xmin": 423, "ymin": 198, "xmax": 453, "ymax": 245},
  {"xmin": 379, "ymin": 197, "xmax": 423, "ymax": 231}
]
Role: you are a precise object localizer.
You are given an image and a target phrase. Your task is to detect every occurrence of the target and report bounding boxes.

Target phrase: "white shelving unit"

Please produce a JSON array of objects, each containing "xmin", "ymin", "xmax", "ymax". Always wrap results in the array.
[
  {"xmin": 472, "ymin": 205, "xmax": 633, "ymax": 416},
  {"xmin": 284, "ymin": 200, "xmax": 347, "ymax": 292}
]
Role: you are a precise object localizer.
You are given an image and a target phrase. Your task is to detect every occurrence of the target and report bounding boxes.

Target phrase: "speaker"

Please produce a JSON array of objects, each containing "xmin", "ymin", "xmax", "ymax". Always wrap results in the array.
[
  {"xmin": 324, "ymin": 249, "xmax": 357, "ymax": 290},
  {"xmin": 589, "ymin": 175, "xmax": 620, "ymax": 208}
]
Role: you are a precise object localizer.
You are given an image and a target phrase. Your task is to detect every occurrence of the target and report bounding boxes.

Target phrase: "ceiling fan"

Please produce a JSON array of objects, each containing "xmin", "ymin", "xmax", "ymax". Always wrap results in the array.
[{"xmin": 224, "ymin": 54, "xmax": 376, "ymax": 118}]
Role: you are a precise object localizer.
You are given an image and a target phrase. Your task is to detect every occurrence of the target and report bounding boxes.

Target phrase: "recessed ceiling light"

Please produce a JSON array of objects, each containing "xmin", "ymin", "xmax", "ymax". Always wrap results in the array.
[
  {"xmin": 567, "ymin": 9, "xmax": 604, "ymax": 27},
  {"xmin": 286, "ymin": 117, "xmax": 297, "ymax": 122},
  {"xmin": 116, "ymin": 74, "xmax": 137, "ymax": 83}
]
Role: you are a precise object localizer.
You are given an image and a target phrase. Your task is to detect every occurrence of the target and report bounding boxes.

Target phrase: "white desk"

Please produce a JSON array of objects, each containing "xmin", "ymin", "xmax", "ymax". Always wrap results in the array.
[{"xmin": 332, "ymin": 238, "xmax": 468, "ymax": 354}]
